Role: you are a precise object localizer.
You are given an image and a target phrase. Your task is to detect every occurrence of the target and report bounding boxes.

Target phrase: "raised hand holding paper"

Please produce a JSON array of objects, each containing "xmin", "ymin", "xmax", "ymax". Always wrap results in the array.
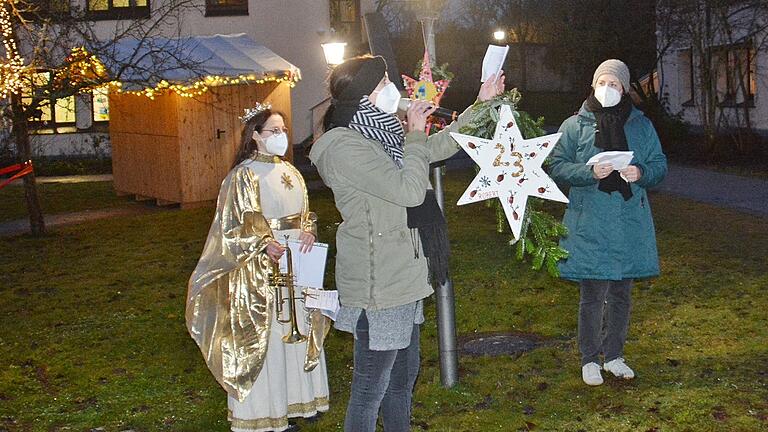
[{"xmin": 481, "ymin": 44, "xmax": 509, "ymax": 82}]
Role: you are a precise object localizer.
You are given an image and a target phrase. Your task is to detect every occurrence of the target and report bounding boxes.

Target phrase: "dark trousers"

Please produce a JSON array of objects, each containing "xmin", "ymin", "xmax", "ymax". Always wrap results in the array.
[
  {"xmin": 578, "ymin": 279, "xmax": 633, "ymax": 366},
  {"xmin": 344, "ymin": 312, "xmax": 421, "ymax": 432}
]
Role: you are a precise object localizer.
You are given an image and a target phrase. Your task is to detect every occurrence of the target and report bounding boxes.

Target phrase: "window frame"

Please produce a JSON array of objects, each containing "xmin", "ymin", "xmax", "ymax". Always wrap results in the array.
[
  {"xmin": 91, "ymin": 86, "xmax": 111, "ymax": 124},
  {"xmin": 86, "ymin": 0, "xmax": 150, "ymax": 21},
  {"xmin": 23, "ymin": 73, "xmax": 110, "ymax": 134},
  {"xmin": 22, "ymin": 71, "xmax": 77, "ymax": 134},
  {"xmin": 330, "ymin": 0, "xmax": 361, "ymax": 41},
  {"xmin": 680, "ymin": 48, "xmax": 695, "ymax": 107},
  {"xmin": 204, "ymin": 0, "xmax": 248, "ymax": 17},
  {"xmin": 713, "ymin": 41, "xmax": 756, "ymax": 108}
]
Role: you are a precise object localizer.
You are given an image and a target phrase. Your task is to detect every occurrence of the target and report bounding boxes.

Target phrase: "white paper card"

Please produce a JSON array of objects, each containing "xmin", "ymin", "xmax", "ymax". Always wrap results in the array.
[
  {"xmin": 585, "ymin": 151, "xmax": 635, "ymax": 171},
  {"xmin": 277, "ymin": 240, "xmax": 329, "ymax": 289},
  {"xmin": 481, "ymin": 44, "xmax": 509, "ymax": 82},
  {"xmin": 304, "ymin": 288, "xmax": 340, "ymax": 321}
]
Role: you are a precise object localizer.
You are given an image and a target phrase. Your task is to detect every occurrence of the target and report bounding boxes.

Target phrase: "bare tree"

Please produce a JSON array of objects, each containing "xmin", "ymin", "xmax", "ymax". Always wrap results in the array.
[
  {"xmin": 541, "ymin": 0, "xmax": 657, "ymax": 92},
  {"xmin": 657, "ymin": 0, "xmax": 768, "ymax": 156},
  {"xmin": 1, "ymin": 0, "xmax": 206, "ymax": 235}
]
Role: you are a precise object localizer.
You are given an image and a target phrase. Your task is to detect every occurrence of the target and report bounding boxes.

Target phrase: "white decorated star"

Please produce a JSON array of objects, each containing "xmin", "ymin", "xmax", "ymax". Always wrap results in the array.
[{"xmin": 450, "ymin": 105, "xmax": 568, "ymax": 239}]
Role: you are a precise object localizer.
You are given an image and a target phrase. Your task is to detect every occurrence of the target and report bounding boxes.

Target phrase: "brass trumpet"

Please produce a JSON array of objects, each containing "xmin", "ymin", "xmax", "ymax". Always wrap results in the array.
[{"xmin": 269, "ymin": 245, "xmax": 307, "ymax": 344}]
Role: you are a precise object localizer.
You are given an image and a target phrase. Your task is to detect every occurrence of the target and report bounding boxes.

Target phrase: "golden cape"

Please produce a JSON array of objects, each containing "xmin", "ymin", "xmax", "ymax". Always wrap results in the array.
[{"xmin": 186, "ymin": 164, "xmax": 329, "ymax": 402}]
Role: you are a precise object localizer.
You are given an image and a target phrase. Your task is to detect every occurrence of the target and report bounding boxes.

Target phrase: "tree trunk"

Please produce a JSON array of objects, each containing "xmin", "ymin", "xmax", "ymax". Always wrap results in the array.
[{"xmin": 10, "ymin": 94, "xmax": 45, "ymax": 236}]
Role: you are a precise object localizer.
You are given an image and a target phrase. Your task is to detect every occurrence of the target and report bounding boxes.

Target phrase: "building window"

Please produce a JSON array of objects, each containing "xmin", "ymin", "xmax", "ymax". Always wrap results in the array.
[
  {"xmin": 24, "ymin": 0, "xmax": 70, "ymax": 18},
  {"xmin": 330, "ymin": 0, "xmax": 361, "ymax": 41},
  {"xmin": 87, "ymin": 0, "xmax": 150, "ymax": 20},
  {"xmin": 22, "ymin": 71, "xmax": 77, "ymax": 134},
  {"xmin": 92, "ymin": 86, "xmax": 110, "ymax": 122},
  {"xmin": 205, "ymin": 0, "xmax": 248, "ymax": 17},
  {"xmin": 713, "ymin": 42, "xmax": 756, "ymax": 107},
  {"xmin": 23, "ymin": 73, "xmax": 109, "ymax": 133},
  {"xmin": 679, "ymin": 49, "xmax": 694, "ymax": 106}
]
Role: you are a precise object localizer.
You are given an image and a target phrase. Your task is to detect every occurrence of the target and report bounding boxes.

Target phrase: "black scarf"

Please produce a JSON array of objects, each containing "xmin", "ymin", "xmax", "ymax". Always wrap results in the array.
[
  {"xmin": 584, "ymin": 92, "xmax": 633, "ymax": 201},
  {"xmin": 349, "ymin": 99, "xmax": 450, "ymax": 286}
]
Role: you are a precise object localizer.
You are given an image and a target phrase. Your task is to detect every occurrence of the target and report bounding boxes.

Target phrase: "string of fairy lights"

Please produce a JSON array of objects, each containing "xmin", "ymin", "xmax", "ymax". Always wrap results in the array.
[
  {"xmin": 0, "ymin": 0, "xmax": 26, "ymax": 100},
  {"xmin": 1, "ymin": 2, "xmax": 300, "ymax": 102},
  {"xmin": 111, "ymin": 72, "xmax": 300, "ymax": 100}
]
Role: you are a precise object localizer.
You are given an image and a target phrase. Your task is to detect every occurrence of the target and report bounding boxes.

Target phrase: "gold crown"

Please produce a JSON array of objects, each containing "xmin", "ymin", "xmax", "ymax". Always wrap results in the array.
[{"xmin": 239, "ymin": 102, "xmax": 272, "ymax": 123}]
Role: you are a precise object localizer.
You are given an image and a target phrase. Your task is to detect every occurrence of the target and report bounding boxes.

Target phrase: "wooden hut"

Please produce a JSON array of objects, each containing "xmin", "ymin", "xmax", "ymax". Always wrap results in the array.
[{"xmin": 108, "ymin": 34, "xmax": 300, "ymax": 208}]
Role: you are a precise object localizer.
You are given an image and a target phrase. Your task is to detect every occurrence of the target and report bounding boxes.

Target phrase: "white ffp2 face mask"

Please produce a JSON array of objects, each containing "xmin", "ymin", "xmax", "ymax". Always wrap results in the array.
[
  {"xmin": 373, "ymin": 82, "xmax": 401, "ymax": 114},
  {"xmin": 255, "ymin": 131, "xmax": 289, "ymax": 156},
  {"xmin": 594, "ymin": 85, "xmax": 622, "ymax": 108}
]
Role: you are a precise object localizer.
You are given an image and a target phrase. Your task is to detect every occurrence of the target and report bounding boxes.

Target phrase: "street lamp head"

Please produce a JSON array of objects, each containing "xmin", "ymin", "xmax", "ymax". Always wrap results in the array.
[
  {"xmin": 322, "ymin": 42, "xmax": 347, "ymax": 66},
  {"xmin": 493, "ymin": 30, "xmax": 506, "ymax": 42}
]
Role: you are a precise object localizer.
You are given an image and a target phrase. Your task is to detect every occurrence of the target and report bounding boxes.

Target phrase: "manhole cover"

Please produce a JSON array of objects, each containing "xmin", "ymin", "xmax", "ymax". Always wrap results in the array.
[{"xmin": 462, "ymin": 334, "xmax": 540, "ymax": 356}]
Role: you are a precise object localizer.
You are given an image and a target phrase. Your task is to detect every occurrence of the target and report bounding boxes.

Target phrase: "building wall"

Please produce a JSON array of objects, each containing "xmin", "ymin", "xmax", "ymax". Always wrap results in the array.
[
  {"xmin": 34, "ymin": 0, "xmax": 336, "ymax": 156},
  {"xmin": 657, "ymin": 9, "xmax": 768, "ymax": 134}
]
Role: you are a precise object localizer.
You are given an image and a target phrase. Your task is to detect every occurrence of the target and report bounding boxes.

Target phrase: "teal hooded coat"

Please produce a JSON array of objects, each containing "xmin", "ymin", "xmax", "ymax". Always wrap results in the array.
[{"xmin": 549, "ymin": 103, "xmax": 667, "ymax": 281}]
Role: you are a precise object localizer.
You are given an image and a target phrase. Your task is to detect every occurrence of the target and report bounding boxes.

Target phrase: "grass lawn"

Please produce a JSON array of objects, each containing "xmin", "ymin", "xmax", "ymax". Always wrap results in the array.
[
  {"xmin": 0, "ymin": 169, "xmax": 766, "ymax": 432},
  {"xmin": 0, "ymin": 182, "xmax": 133, "ymax": 223}
]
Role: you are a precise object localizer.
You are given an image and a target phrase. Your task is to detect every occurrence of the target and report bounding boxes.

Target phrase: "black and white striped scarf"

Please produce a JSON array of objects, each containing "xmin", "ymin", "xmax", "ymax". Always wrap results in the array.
[{"xmin": 348, "ymin": 97, "xmax": 405, "ymax": 168}]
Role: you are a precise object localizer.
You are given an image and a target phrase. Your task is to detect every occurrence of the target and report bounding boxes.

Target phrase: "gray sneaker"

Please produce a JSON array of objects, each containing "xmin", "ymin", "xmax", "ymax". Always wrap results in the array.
[
  {"xmin": 582, "ymin": 362, "xmax": 604, "ymax": 386},
  {"xmin": 603, "ymin": 358, "xmax": 635, "ymax": 379}
]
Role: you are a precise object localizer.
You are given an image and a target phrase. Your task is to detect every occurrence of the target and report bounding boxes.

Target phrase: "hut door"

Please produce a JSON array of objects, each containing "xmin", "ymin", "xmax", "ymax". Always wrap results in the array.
[{"xmin": 178, "ymin": 88, "xmax": 241, "ymax": 204}]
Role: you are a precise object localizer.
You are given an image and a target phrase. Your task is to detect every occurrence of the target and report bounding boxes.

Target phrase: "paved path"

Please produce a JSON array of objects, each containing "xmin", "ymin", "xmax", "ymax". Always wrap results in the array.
[
  {"xmin": 0, "ymin": 206, "xmax": 162, "ymax": 237},
  {"xmin": 9, "ymin": 174, "xmax": 113, "ymax": 185},
  {"xmin": 304, "ymin": 156, "xmax": 768, "ymax": 217},
  {"xmin": 2, "ymin": 161, "xmax": 765, "ymax": 237},
  {"xmin": 651, "ymin": 163, "xmax": 768, "ymax": 217}
]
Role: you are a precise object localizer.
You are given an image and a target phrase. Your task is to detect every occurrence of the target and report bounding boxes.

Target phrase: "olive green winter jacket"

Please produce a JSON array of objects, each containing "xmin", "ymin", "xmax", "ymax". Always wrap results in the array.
[{"xmin": 309, "ymin": 110, "xmax": 471, "ymax": 310}]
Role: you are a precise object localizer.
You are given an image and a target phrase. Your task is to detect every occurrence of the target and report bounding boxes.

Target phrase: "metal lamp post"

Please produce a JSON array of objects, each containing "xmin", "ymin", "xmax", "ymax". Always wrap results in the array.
[{"xmin": 418, "ymin": 7, "xmax": 459, "ymax": 389}]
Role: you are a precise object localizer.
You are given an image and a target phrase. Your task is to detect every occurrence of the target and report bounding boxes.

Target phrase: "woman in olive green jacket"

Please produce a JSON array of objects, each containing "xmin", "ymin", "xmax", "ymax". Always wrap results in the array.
[{"xmin": 309, "ymin": 55, "xmax": 504, "ymax": 432}]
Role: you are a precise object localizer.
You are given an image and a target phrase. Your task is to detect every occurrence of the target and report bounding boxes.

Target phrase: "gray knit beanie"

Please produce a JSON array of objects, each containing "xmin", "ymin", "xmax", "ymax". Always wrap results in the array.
[{"xmin": 592, "ymin": 59, "xmax": 630, "ymax": 91}]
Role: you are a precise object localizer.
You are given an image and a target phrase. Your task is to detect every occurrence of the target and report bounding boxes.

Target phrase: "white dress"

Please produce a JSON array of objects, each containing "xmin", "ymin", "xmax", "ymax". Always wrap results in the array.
[{"xmin": 228, "ymin": 157, "xmax": 329, "ymax": 432}]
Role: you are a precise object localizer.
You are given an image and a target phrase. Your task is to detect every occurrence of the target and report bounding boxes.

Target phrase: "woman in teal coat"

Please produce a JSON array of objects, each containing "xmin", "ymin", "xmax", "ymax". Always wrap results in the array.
[{"xmin": 549, "ymin": 59, "xmax": 667, "ymax": 386}]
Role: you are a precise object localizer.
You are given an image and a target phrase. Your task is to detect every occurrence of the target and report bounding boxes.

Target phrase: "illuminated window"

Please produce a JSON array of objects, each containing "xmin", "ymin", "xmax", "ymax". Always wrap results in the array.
[
  {"xmin": 205, "ymin": 0, "xmax": 248, "ymax": 17},
  {"xmin": 22, "ymin": 71, "xmax": 77, "ymax": 134},
  {"xmin": 87, "ymin": 0, "xmax": 149, "ymax": 20},
  {"xmin": 713, "ymin": 42, "xmax": 756, "ymax": 107},
  {"xmin": 92, "ymin": 86, "xmax": 110, "ymax": 122}
]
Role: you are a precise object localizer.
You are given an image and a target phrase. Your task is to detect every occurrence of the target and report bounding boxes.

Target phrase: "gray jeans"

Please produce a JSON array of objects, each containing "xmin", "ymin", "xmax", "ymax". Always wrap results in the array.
[
  {"xmin": 344, "ymin": 311, "xmax": 421, "ymax": 432},
  {"xmin": 578, "ymin": 279, "xmax": 633, "ymax": 366}
]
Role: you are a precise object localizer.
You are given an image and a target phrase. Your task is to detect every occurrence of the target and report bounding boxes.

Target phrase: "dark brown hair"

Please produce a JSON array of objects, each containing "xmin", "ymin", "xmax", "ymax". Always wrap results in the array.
[
  {"xmin": 322, "ymin": 55, "xmax": 380, "ymax": 132},
  {"xmin": 232, "ymin": 108, "xmax": 286, "ymax": 168}
]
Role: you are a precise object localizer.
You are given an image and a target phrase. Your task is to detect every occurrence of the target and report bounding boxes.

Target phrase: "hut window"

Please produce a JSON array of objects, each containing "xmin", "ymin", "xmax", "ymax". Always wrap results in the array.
[
  {"xmin": 92, "ymin": 86, "xmax": 110, "ymax": 123},
  {"xmin": 86, "ymin": 0, "xmax": 150, "ymax": 20},
  {"xmin": 21, "ymin": 71, "xmax": 78, "ymax": 134},
  {"xmin": 205, "ymin": 0, "xmax": 248, "ymax": 17}
]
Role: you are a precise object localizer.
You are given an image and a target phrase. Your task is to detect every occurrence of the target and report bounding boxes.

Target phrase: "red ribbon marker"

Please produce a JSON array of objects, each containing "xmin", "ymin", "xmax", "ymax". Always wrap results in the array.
[{"xmin": 0, "ymin": 160, "xmax": 34, "ymax": 190}]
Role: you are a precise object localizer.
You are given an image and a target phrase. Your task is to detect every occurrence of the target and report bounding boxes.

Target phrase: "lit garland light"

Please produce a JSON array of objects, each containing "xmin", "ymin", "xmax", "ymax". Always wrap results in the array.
[
  {"xmin": 54, "ymin": 46, "xmax": 110, "ymax": 92},
  {"xmin": 0, "ymin": 0, "xmax": 26, "ymax": 99},
  {"xmin": 109, "ymin": 71, "xmax": 301, "ymax": 100}
]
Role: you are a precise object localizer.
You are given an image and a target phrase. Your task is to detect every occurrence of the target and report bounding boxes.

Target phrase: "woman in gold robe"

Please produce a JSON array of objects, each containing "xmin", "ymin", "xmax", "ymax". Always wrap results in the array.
[{"xmin": 186, "ymin": 103, "xmax": 330, "ymax": 432}]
